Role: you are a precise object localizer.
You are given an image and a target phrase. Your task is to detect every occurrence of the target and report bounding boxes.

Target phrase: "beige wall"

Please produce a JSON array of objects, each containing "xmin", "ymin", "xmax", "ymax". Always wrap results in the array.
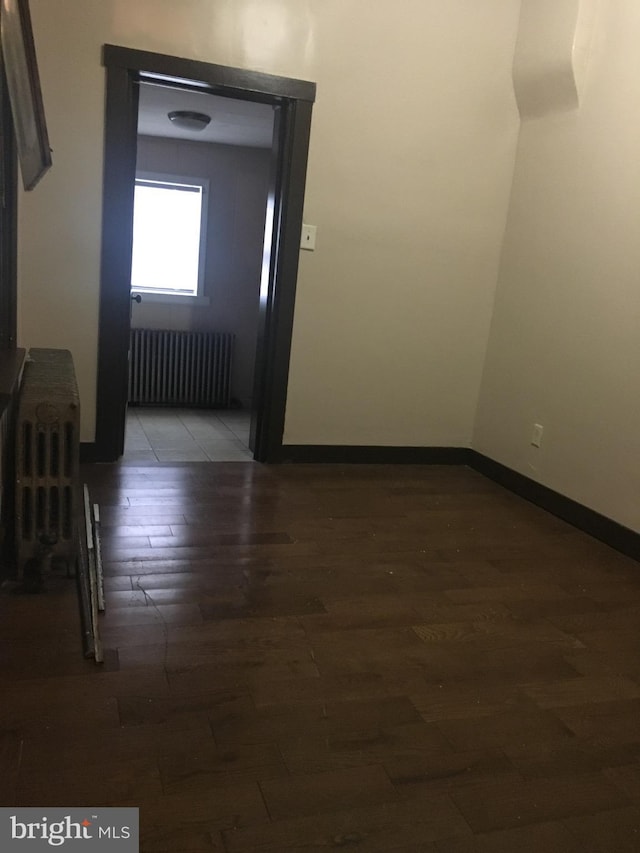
[
  {"xmin": 283, "ymin": 2, "xmax": 521, "ymax": 446},
  {"xmin": 133, "ymin": 135, "xmax": 271, "ymax": 406},
  {"xmin": 475, "ymin": 0, "xmax": 640, "ymax": 532},
  {"xmin": 19, "ymin": 0, "xmax": 521, "ymax": 448}
]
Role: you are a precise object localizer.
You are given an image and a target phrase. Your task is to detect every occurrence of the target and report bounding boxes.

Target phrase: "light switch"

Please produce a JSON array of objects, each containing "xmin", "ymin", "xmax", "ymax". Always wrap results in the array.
[{"xmin": 300, "ymin": 224, "xmax": 317, "ymax": 251}]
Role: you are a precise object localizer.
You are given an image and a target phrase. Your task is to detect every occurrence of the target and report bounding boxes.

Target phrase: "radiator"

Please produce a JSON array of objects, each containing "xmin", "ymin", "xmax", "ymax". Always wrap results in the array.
[
  {"xmin": 15, "ymin": 348, "xmax": 80, "ymax": 576},
  {"xmin": 129, "ymin": 328, "xmax": 234, "ymax": 407}
]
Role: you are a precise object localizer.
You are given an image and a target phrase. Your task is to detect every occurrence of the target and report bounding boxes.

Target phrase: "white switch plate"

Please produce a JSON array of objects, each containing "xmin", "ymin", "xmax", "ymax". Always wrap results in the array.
[
  {"xmin": 531, "ymin": 423, "xmax": 544, "ymax": 448},
  {"xmin": 300, "ymin": 224, "xmax": 317, "ymax": 251}
]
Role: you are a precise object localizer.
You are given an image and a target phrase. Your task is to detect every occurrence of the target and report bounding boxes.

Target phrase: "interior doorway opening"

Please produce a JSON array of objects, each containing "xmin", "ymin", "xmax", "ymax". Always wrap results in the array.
[
  {"xmin": 96, "ymin": 45, "xmax": 315, "ymax": 463},
  {"xmin": 124, "ymin": 83, "xmax": 275, "ymax": 463}
]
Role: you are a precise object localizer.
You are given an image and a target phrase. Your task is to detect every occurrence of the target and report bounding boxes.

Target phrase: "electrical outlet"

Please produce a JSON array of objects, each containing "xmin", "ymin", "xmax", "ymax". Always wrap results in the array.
[{"xmin": 531, "ymin": 423, "xmax": 544, "ymax": 448}]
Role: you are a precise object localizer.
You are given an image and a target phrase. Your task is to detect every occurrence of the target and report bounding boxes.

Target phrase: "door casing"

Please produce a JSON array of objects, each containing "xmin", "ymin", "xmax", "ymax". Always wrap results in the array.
[{"xmin": 96, "ymin": 45, "xmax": 315, "ymax": 462}]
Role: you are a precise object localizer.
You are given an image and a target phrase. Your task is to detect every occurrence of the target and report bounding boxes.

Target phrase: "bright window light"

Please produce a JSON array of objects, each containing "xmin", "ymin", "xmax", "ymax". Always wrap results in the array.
[{"xmin": 131, "ymin": 176, "xmax": 208, "ymax": 296}]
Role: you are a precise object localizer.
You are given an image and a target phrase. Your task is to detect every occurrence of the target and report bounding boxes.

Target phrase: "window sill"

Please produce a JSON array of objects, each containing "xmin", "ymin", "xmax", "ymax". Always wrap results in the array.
[{"xmin": 132, "ymin": 292, "xmax": 210, "ymax": 307}]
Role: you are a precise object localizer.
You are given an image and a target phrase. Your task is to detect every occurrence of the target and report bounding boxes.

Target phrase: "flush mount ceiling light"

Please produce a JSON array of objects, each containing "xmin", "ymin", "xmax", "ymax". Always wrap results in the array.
[{"xmin": 167, "ymin": 110, "xmax": 211, "ymax": 131}]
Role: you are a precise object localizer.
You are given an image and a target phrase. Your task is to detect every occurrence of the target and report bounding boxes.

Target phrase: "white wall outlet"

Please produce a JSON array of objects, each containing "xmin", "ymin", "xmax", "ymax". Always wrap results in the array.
[
  {"xmin": 531, "ymin": 423, "xmax": 544, "ymax": 448},
  {"xmin": 300, "ymin": 224, "xmax": 317, "ymax": 251}
]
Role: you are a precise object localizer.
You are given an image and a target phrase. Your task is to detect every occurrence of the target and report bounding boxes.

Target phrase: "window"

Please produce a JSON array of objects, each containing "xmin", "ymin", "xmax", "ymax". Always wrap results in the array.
[{"xmin": 130, "ymin": 172, "xmax": 209, "ymax": 301}]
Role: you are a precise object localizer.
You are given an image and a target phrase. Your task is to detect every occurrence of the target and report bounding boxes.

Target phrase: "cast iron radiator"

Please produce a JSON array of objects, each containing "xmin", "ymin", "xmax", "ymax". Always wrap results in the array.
[
  {"xmin": 15, "ymin": 348, "xmax": 80, "ymax": 575},
  {"xmin": 129, "ymin": 328, "xmax": 234, "ymax": 407}
]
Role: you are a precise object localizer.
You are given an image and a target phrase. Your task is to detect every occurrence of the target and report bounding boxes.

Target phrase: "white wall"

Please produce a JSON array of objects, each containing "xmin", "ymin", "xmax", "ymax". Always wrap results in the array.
[
  {"xmin": 283, "ymin": 2, "xmax": 521, "ymax": 446},
  {"xmin": 133, "ymin": 135, "xmax": 271, "ymax": 406},
  {"xmin": 474, "ymin": 0, "xmax": 640, "ymax": 532},
  {"xmin": 19, "ymin": 0, "xmax": 521, "ymax": 446}
]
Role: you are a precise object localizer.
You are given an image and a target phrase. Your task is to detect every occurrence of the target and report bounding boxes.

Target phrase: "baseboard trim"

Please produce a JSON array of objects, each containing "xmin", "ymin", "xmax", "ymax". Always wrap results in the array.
[
  {"xmin": 80, "ymin": 442, "xmax": 101, "ymax": 464},
  {"xmin": 279, "ymin": 443, "xmax": 639, "ymax": 561},
  {"xmin": 471, "ymin": 451, "xmax": 640, "ymax": 562},
  {"xmin": 279, "ymin": 445, "xmax": 473, "ymax": 465}
]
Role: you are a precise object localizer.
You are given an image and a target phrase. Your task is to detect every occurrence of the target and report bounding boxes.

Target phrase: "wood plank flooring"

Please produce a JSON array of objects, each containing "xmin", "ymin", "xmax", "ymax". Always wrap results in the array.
[{"xmin": 2, "ymin": 461, "xmax": 640, "ymax": 851}]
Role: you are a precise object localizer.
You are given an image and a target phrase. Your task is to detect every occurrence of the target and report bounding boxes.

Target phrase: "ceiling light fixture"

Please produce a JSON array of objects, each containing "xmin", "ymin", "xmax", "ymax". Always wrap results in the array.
[{"xmin": 167, "ymin": 110, "xmax": 211, "ymax": 131}]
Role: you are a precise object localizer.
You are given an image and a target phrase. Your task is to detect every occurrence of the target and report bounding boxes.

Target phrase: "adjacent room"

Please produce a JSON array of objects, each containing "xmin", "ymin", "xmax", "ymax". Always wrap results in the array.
[{"xmin": 124, "ymin": 84, "xmax": 273, "ymax": 463}]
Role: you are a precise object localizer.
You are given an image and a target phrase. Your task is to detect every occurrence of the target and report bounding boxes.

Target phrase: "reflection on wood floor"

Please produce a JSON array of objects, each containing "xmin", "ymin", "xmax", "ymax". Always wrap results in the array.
[{"xmin": 2, "ymin": 461, "xmax": 640, "ymax": 851}]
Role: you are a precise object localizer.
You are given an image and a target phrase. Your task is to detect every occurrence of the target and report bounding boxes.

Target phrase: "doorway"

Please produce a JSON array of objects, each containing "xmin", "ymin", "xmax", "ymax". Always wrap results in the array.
[
  {"xmin": 95, "ymin": 45, "xmax": 315, "ymax": 462},
  {"xmin": 125, "ymin": 85, "xmax": 273, "ymax": 462}
]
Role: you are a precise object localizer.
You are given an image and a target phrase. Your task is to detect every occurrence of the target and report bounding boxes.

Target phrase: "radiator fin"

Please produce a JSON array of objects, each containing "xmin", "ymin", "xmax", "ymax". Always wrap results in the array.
[{"xmin": 129, "ymin": 328, "xmax": 234, "ymax": 407}]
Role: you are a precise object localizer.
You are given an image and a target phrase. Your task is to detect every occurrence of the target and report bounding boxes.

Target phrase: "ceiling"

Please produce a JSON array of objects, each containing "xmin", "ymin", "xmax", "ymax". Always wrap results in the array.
[{"xmin": 137, "ymin": 83, "xmax": 275, "ymax": 149}]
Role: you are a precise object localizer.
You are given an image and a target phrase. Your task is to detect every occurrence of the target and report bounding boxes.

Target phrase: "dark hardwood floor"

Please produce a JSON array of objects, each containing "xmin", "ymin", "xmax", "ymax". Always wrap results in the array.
[{"xmin": 2, "ymin": 461, "xmax": 640, "ymax": 851}]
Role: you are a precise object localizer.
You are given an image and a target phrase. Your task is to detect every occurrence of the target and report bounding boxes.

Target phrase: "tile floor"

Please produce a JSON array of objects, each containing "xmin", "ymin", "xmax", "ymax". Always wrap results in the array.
[{"xmin": 123, "ymin": 406, "xmax": 254, "ymax": 463}]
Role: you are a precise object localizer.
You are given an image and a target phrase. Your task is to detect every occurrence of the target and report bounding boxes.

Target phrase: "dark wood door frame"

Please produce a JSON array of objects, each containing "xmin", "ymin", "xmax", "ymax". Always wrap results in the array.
[{"xmin": 95, "ymin": 45, "xmax": 315, "ymax": 462}]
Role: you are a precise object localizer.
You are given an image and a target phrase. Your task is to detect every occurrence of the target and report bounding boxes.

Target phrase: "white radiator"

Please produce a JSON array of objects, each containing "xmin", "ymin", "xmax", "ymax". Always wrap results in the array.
[{"xmin": 129, "ymin": 328, "xmax": 234, "ymax": 407}]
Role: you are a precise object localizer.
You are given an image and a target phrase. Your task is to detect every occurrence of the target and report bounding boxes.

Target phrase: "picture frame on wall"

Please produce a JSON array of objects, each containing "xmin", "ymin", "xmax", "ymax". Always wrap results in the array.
[{"xmin": 1, "ymin": 0, "xmax": 51, "ymax": 190}]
